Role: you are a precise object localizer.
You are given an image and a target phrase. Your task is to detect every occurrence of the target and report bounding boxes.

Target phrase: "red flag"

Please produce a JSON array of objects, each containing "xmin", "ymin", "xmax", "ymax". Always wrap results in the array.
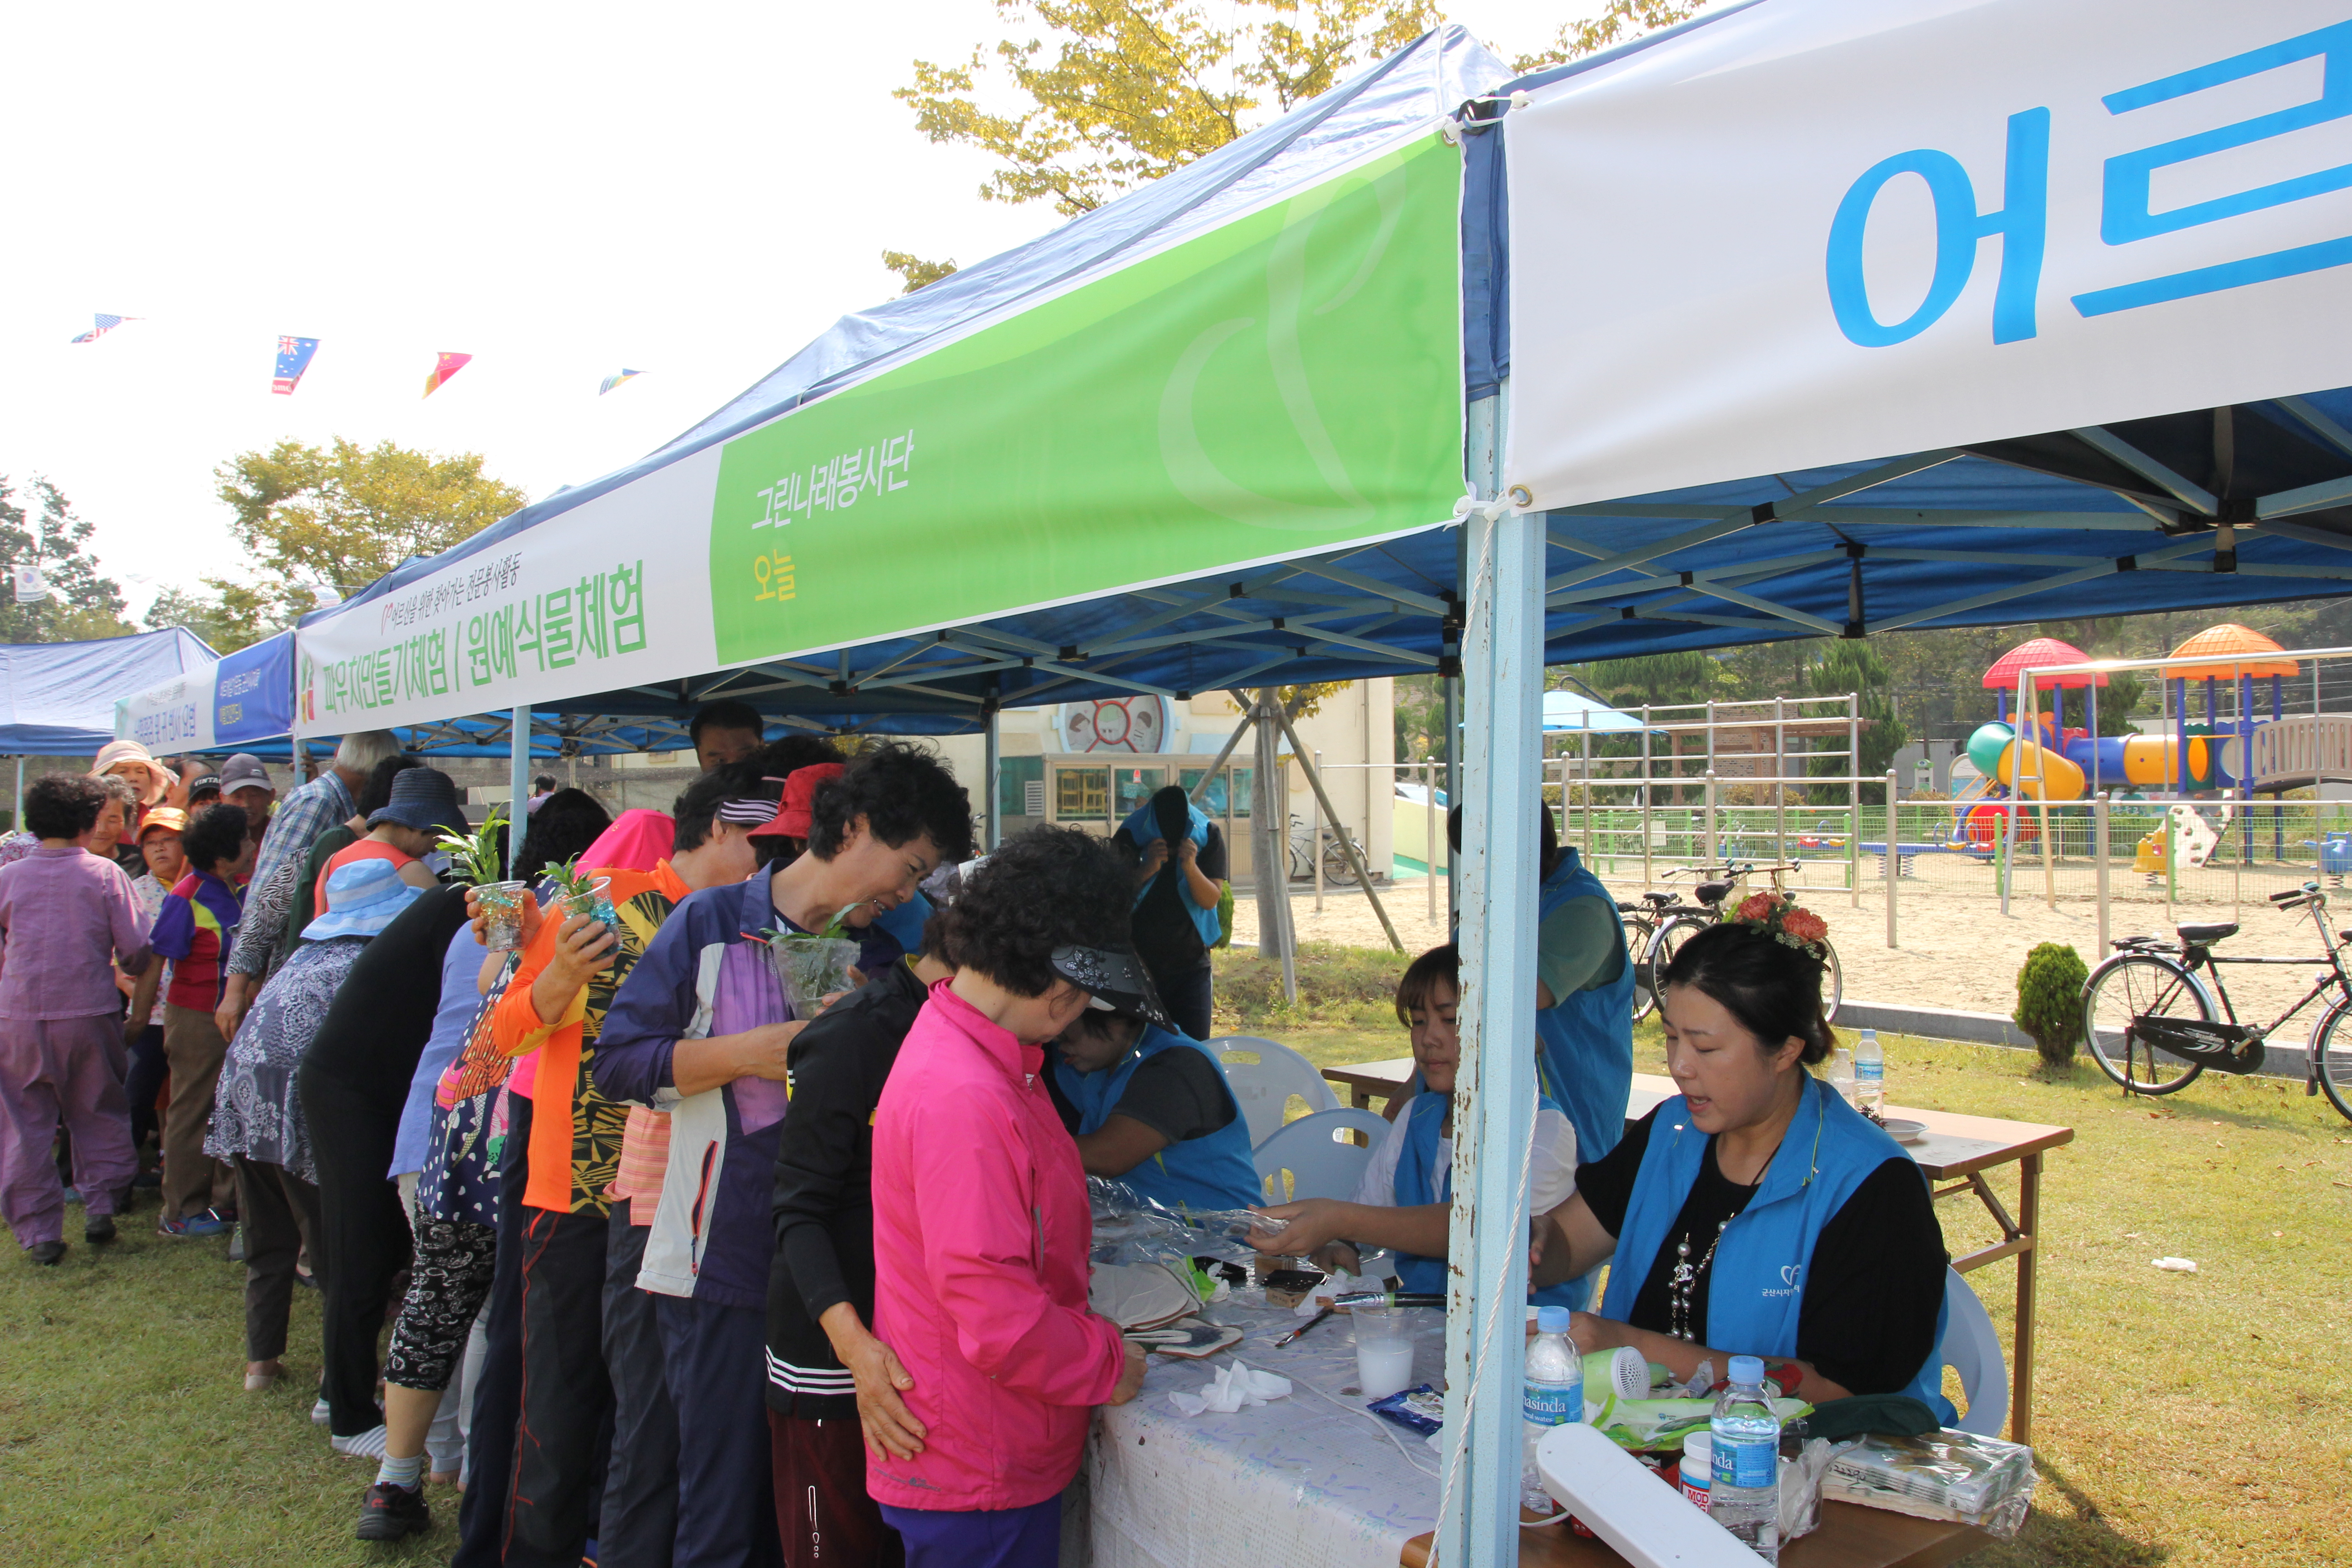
[{"xmin": 423, "ymin": 351, "xmax": 472, "ymax": 397}]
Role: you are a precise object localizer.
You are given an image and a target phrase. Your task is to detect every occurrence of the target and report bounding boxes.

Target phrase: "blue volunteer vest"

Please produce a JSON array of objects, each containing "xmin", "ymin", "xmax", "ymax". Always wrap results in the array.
[
  {"xmin": 1533, "ymin": 848, "xmax": 1637, "ymax": 1169},
  {"xmin": 1117, "ymin": 801, "xmax": 1222, "ymax": 950},
  {"xmin": 1602, "ymin": 1075, "xmax": 1955, "ymax": 1421},
  {"xmin": 1392, "ymin": 1090, "xmax": 1588, "ymax": 1310},
  {"xmin": 1053, "ymin": 1024, "xmax": 1261, "ymax": 1214}
]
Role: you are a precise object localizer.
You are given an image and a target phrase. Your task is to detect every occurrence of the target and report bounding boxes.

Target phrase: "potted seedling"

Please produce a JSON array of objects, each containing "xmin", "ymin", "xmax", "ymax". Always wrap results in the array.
[
  {"xmin": 440, "ymin": 812, "xmax": 529, "ymax": 952},
  {"xmin": 543, "ymin": 855, "xmax": 620, "ymax": 937},
  {"xmin": 757, "ymin": 902, "xmax": 867, "ymax": 1019}
]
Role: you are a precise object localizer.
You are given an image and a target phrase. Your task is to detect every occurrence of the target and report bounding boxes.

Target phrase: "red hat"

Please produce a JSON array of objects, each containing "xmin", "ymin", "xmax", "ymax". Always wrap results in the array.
[{"xmin": 750, "ymin": 763, "xmax": 843, "ymax": 839}]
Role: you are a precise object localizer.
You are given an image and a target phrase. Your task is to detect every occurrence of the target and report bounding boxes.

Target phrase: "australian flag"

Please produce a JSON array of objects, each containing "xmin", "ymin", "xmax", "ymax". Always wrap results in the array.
[
  {"xmin": 273, "ymin": 335, "xmax": 320, "ymax": 396},
  {"xmin": 70, "ymin": 314, "xmax": 129, "ymax": 343}
]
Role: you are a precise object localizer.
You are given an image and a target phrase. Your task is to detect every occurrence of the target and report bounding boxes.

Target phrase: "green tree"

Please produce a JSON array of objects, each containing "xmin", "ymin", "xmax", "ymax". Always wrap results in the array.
[
  {"xmin": 1511, "ymin": 0, "xmax": 1712, "ymax": 72},
  {"xmin": 0, "ymin": 475, "xmax": 133, "ymax": 644},
  {"xmin": 881, "ymin": 250, "xmax": 960, "ymax": 294},
  {"xmin": 1569, "ymin": 650, "xmax": 1733, "ymax": 709},
  {"xmin": 143, "ymin": 584, "xmax": 263, "ymax": 655},
  {"xmin": 1809, "ymin": 640, "xmax": 1906, "ymax": 802},
  {"xmin": 205, "ymin": 437, "xmax": 528, "ymax": 632}
]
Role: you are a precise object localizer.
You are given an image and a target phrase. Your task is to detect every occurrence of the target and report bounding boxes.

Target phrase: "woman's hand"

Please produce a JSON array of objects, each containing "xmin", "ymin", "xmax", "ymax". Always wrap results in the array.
[
  {"xmin": 820, "ymin": 1303, "xmax": 926, "ymax": 1461},
  {"xmin": 1107, "ymin": 1340, "xmax": 1148, "ymax": 1406},
  {"xmin": 545, "ymin": 913, "xmax": 618, "ymax": 989},
  {"xmin": 466, "ymin": 883, "xmax": 542, "ymax": 950},
  {"xmin": 1567, "ymin": 1311, "xmax": 1632, "ymax": 1352},
  {"xmin": 730, "ymin": 1020, "xmax": 808, "ymax": 1082},
  {"xmin": 1246, "ymin": 1198, "xmax": 1353, "ymax": 1258}
]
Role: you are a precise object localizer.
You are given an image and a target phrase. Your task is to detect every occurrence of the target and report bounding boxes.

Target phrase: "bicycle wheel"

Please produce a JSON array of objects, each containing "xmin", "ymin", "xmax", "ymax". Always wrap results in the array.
[
  {"xmin": 2311, "ymin": 1002, "xmax": 2352, "ymax": 1125},
  {"xmin": 1322, "ymin": 837, "xmax": 1362, "ymax": 886},
  {"xmin": 1818, "ymin": 938, "xmax": 1844, "ymax": 1016},
  {"xmin": 2081, "ymin": 953, "xmax": 2210, "ymax": 1094},
  {"xmin": 1646, "ymin": 915, "xmax": 1709, "ymax": 1011},
  {"xmin": 1624, "ymin": 914, "xmax": 1658, "ymax": 1022}
]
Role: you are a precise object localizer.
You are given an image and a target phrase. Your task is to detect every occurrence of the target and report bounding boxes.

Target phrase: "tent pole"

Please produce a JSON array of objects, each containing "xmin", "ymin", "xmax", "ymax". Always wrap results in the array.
[
  {"xmin": 1250, "ymin": 690, "xmax": 1296, "ymax": 1004},
  {"xmin": 1443, "ymin": 673, "xmax": 1461, "ymax": 924},
  {"xmin": 1187, "ymin": 705, "xmax": 1256, "ymax": 807},
  {"xmin": 1276, "ymin": 709, "xmax": 1401, "ymax": 952},
  {"xmin": 982, "ymin": 697, "xmax": 1002, "ymax": 852},
  {"xmin": 1439, "ymin": 466, "xmax": 1542, "ymax": 1568},
  {"xmin": 2030, "ymin": 672, "xmax": 2056, "ymax": 908},
  {"xmin": 508, "ymin": 705, "xmax": 531, "ymax": 877},
  {"xmin": 10, "ymin": 757, "xmax": 20, "ymax": 829}
]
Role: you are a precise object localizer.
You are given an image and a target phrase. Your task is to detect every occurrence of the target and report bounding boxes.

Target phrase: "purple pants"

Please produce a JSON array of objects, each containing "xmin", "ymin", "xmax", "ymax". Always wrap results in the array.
[
  {"xmin": 0, "ymin": 1013, "xmax": 135, "ymax": 1248},
  {"xmin": 878, "ymin": 1496, "xmax": 1058, "ymax": 1568}
]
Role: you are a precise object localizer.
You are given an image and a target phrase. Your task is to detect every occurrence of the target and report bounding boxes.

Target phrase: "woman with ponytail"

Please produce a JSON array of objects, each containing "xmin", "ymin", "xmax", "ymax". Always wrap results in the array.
[{"xmin": 1530, "ymin": 902, "xmax": 1953, "ymax": 1415}]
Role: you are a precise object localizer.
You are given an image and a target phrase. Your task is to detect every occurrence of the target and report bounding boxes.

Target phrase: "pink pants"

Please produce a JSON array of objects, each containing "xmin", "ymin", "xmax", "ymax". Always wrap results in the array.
[{"xmin": 0, "ymin": 1014, "xmax": 135, "ymax": 1248}]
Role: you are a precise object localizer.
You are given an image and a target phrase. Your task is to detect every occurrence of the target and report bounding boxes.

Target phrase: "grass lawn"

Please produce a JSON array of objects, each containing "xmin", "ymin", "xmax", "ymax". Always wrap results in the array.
[{"xmin": 2, "ymin": 942, "xmax": 2343, "ymax": 1564}]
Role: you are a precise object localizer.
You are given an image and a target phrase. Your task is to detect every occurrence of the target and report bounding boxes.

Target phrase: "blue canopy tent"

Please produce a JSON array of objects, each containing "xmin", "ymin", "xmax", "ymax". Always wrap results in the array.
[{"xmin": 4, "ymin": 627, "xmax": 216, "ymax": 754}]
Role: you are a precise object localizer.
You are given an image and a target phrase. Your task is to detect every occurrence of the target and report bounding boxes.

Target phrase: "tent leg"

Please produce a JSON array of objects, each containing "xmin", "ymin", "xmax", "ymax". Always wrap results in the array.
[
  {"xmin": 983, "ymin": 700, "xmax": 1002, "ymax": 853},
  {"xmin": 1275, "ymin": 707, "xmax": 1401, "ymax": 952},
  {"xmin": 1250, "ymin": 691, "xmax": 1296, "ymax": 1004},
  {"xmin": 10, "ymin": 757, "xmax": 20, "ymax": 831},
  {"xmin": 1444, "ymin": 671, "xmax": 1461, "ymax": 924},
  {"xmin": 1438, "ymin": 486, "xmax": 1542, "ymax": 1568},
  {"xmin": 508, "ymin": 705, "xmax": 532, "ymax": 877}
]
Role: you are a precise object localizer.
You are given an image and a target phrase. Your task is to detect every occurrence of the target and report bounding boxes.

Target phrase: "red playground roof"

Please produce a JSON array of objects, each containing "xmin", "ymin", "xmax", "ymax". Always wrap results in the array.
[{"xmin": 1982, "ymin": 637, "xmax": 2106, "ymax": 690}]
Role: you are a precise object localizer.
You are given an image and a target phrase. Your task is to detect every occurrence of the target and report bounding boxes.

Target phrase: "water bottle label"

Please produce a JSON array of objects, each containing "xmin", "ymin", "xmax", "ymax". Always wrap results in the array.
[
  {"xmin": 1712, "ymin": 1434, "xmax": 1776, "ymax": 1490},
  {"xmin": 1523, "ymin": 1382, "xmax": 1579, "ymax": 1426},
  {"xmin": 1854, "ymin": 1061, "xmax": 1883, "ymax": 1082}
]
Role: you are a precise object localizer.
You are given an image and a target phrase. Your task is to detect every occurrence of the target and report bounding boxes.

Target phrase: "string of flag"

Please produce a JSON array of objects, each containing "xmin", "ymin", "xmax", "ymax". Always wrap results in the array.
[{"xmin": 69, "ymin": 314, "xmax": 644, "ymax": 400}]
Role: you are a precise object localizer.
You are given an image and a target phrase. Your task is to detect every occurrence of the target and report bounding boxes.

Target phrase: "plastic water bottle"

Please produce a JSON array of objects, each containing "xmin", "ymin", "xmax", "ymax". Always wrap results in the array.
[
  {"xmin": 1828, "ymin": 1045, "xmax": 1856, "ymax": 1109},
  {"xmin": 1710, "ymin": 1355, "xmax": 1781, "ymax": 1561},
  {"xmin": 1519, "ymin": 1306, "xmax": 1583, "ymax": 1517},
  {"xmin": 1853, "ymin": 1029, "xmax": 1884, "ymax": 1118}
]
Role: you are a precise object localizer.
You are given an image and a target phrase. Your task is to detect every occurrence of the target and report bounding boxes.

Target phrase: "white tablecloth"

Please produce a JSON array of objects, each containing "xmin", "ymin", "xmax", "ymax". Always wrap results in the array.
[{"xmin": 1088, "ymin": 1295, "xmax": 1450, "ymax": 1568}]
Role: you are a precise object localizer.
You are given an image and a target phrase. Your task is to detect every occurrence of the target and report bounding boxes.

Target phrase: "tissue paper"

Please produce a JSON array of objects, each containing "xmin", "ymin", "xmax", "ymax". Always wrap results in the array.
[{"xmin": 1169, "ymin": 1361, "xmax": 1293, "ymax": 1417}]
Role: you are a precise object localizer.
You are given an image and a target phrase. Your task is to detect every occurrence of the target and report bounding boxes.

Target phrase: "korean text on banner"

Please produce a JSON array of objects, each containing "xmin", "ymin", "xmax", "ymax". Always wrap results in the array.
[
  {"xmin": 1503, "ymin": 0, "xmax": 2352, "ymax": 509},
  {"xmin": 295, "ymin": 449, "xmax": 722, "ymax": 732},
  {"xmin": 706, "ymin": 133, "xmax": 1464, "ymax": 666}
]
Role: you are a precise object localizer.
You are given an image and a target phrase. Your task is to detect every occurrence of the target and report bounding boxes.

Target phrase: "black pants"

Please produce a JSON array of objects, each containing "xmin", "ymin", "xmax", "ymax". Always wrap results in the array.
[
  {"xmin": 454, "ymin": 1094, "xmax": 532, "ymax": 1568},
  {"xmin": 125, "ymin": 1022, "xmax": 166, "ymax": 1162},
  {"xmin": 507, "ymin": 1202, "xmax": 615, "ymax": 1568},
  {"xmin": 602, "ymin": 1206, "xmax": 678, "ymax": 1568},
  {"xmin": 302, "ymin": 1075, "xmax": 414, "ymax": 1436},
  {"xmin": 658, "ymin": 1293, "xmax": 783, "ymax": 1568},
  {"xmin": 1152, "ymin": 963, "xmax": 1215, "ymax": 1041},
  {"xmin": 234, "ymin": 1156, "xmax": 323, "ymax": 1363}
]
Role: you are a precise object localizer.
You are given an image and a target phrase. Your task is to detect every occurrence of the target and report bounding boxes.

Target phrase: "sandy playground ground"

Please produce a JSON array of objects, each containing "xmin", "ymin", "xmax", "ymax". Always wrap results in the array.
[{"xmin": 1234, "ymin": 867, "xmax": 2352, "ymax": 1028}]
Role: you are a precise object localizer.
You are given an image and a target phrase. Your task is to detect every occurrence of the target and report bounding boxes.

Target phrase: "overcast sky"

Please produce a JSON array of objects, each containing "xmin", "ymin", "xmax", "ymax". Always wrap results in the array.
[{"xmin": 1, "ymin": 1, "xmax": 1625, "ymax": 618}]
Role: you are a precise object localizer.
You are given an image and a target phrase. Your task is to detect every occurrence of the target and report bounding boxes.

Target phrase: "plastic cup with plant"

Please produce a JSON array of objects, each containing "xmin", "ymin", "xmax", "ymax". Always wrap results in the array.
[
  {"xmin": 751, "ymin": 902, "xmax": 868, "ymax": 1019},
  {"xmin": 440, "ymin": 811, "xmax": 529, "ymax": 951}
]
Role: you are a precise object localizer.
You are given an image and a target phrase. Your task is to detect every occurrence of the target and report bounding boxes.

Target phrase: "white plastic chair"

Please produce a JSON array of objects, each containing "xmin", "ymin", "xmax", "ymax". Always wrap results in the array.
[
  {"xmin": 1940, "ymin": 1267, "xmax": 2009, "ymax": 1437},
  {"xmin": 1251, "ymin": 1106, "xmax": 1393, "ymax": 1205},
  {"xmin": 1204, "ymin": 1035, "xmax": 1339, "ymax": 1147}
]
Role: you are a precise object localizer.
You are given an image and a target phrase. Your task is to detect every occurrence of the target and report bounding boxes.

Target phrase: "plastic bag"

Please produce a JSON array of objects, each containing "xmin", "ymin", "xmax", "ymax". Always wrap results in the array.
[
  {"xmin": 1584, "ymin": 1392, "xmax": 1812, "ymax": 1453},
  {"xmin": 1823, "ymin": 1429, "xmax": 2037, "ymax": 1539}
]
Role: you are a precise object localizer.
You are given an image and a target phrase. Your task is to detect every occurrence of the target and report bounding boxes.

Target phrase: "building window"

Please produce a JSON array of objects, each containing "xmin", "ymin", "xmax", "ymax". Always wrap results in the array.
[{"xmin": 1179, "ymin": 767, "xmax": 1253, "ymax": 818}]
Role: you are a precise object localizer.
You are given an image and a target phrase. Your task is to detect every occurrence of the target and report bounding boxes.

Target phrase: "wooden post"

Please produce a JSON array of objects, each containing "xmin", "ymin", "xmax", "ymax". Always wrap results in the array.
[
  {"xmin": 1425, "ymin": 760, "xmax": 1438, "ymax": 925},
  {"xmin": 1886, "ymin": 769, "xmax": 1899, "ymax": 948},
  {"xmin": 2094, "ymin": 792, "xmax": 2111, "ymax": 957},
  {"xmin": 1847, "ymin": 694, "xmax": 1861, "ymax": 908},
  {"xmin": 1311, "ymin": 748, "xmax": 1325, "ymax": 915}
]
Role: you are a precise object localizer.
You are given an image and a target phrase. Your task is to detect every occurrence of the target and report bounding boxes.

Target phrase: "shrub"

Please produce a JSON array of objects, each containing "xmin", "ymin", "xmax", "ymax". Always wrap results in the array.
[{"xmin": 2013, "ymin": 942, "xmax": 2089, "ymax": 1068}]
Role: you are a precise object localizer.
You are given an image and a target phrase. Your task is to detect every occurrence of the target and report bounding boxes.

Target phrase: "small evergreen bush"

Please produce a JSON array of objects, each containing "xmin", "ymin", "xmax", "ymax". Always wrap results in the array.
[{"xmin": 2013, "ymin": 942, "xmax": 2089, "ymax": 1068}]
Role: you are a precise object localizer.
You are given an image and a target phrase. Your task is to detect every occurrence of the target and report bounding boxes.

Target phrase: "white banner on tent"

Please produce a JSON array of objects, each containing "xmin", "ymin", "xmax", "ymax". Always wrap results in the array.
[
  {"xmin": 1504, "ymin": 0, "xmax": 2352, "ymax": 508},
  {"xmin": 294, "ymin": 446, "xmax": 721, "ymax": 734}
]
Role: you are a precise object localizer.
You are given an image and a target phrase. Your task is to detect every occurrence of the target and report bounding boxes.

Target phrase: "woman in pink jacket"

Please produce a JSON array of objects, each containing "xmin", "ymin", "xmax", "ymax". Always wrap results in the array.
[{"xmin": 867, "ymin": 827, "xmax": 1148, "ymax": 1567}]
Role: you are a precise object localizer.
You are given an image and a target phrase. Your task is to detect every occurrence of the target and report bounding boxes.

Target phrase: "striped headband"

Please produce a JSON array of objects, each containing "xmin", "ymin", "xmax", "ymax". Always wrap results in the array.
[{"xmin": 717, "ymin": 795, "xmax": 782, "ymax": 827}]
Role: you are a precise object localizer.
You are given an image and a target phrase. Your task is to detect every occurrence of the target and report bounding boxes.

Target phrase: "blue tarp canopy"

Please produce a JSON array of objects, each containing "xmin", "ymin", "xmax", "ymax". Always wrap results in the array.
[
  {"xmin": 3, "ymin": 627, "xmax": 216, "ymax": 755},
  {"xmin": 1541, "ymin": 691, "xmax": 1648, "ymax": 734}
]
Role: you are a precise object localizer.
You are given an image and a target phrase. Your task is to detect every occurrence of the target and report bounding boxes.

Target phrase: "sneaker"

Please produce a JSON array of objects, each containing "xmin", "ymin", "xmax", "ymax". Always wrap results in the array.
[
  {"xmin": 311, "ymin": 1397, "xmax": 332, "ymax": 1426},
  {"xmin": 26, "ymin": 1241, "xmax": 66, "ymax": 1266},
  {"xmin": 226, "ymin": 1224, "xmax": 245, "ymax": 1264},
  {"xmin": 211, "ymin": 1204, "xmax": 239, "ymax": 1224},
  {"xmin": 332, "ymin": 1425, "xmax": 390, "ymax": 1460},
  {"xmin": 83, "ymin": 1215, "xmax": 116, "ymax": 1245},
  {"xmin": 356, "ymin": 1481, "xmax": 431, "ymax": 1541},
  {"xmin": 156, "ymin": 1211, "xmax": 228, "ymax": 1239}
]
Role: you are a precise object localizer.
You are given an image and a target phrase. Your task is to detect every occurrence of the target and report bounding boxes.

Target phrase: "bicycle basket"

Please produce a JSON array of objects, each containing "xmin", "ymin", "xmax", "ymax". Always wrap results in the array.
[{"xmin": 2129, "ymin": 1015, "xmax": 2267, "ymax": 1072}]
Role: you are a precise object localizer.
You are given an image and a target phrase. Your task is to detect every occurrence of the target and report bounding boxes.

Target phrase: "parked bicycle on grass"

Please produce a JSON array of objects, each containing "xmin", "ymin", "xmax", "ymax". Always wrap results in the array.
[{"xmin": 1618, "ymin": 860, "xmax": 1843, "ymax": 1022}]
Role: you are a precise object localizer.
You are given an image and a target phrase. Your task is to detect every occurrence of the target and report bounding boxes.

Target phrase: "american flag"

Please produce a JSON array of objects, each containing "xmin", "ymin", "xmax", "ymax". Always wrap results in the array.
[
  {"xmin": 70, "ymin": 314, "xmax": 132, "ymax": 343},
  {"xmin": 273, "ymin": 335, "xmax": 320, "ymax": 396}
]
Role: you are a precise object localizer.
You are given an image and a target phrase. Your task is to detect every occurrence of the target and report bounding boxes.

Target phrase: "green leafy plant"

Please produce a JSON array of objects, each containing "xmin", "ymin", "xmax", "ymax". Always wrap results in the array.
[
  {"xmin": 755, "ymin": 902, "xmax": 867, "ymax": 948},
  {"xmin": 436, "ymin": 811, "xmax": 507, "ymax": 886},
  {"xmin": 540, "ymin": 855, "xmax": 597, "ymax": 902},
  {"xmin": 2013, "ymin": 942, "xmax": 2089, "ymax": 1068}
]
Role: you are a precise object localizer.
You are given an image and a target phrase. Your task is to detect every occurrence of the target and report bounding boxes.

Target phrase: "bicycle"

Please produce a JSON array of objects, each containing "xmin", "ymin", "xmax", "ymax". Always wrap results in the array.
[
  {"xmin": 2078, "ymin": 881, "xmax": 2352, "ymax": 1122},
  {"xmin": 1626, "ymin": 861, "xmax": 1843, "ymax": 1020},
  {"xmin": 1286, "ymin": 813, "xmax": 1366, "ymax": 886}
]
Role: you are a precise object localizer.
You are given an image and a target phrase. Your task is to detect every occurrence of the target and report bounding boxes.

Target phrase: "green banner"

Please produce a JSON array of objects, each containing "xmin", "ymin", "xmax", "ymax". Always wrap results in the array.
[{"xmin": 709, "ymin": 132, "xmax": 1462, "ymax": 666}]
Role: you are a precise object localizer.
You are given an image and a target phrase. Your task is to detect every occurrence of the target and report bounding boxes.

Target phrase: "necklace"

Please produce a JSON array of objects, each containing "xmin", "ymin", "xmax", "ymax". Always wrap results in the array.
[{"xmin": 1668, "ymin": 1219, "xmax": 1730, "ymax": 1343}]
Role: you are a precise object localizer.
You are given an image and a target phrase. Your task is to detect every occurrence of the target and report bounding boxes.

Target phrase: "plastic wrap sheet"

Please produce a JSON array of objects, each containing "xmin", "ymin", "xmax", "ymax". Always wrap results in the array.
[{"xmin": 1089, "ymin": 1295, "xmax": 1446, "ymax": 1568}]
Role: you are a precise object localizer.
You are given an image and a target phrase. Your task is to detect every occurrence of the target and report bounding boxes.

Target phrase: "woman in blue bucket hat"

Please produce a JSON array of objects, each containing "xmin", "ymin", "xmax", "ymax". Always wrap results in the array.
[{"xmin": 208, "ymin": 858, "xmax": 426, "ymax": 1401}]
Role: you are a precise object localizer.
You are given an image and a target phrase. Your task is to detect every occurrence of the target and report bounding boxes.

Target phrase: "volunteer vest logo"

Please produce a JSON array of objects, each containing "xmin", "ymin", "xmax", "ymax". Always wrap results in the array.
[
  {"xmin": 1827, "ymin": 20, "xmax": 2352, "ymax": 348},
  {"xmin": 703, "ymin": 133, "xmax": 1462, "ymax": 668},
  {"xmin": 1764, "ymin": 1262, "xmax": 1803, "ymax": 1300}
]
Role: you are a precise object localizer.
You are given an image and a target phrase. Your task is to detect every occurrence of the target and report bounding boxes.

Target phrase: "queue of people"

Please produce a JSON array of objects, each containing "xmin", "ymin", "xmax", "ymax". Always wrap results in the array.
[{"xmin": 0, "ymin": 715, "xmax": 1954, "ymax": 1568}]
